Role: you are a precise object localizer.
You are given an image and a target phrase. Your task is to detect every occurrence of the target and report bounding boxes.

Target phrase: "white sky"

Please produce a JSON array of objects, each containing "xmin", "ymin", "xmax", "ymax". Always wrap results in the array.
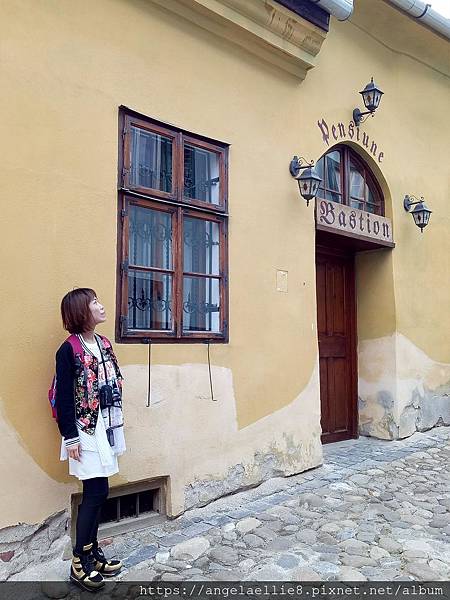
[{"xmin": 430, "ymin": 0, "xmax": 450, "ymax": 18}]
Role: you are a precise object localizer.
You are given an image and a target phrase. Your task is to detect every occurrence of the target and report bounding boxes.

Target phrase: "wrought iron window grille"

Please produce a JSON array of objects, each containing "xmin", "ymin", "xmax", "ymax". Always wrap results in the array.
[
  {"xmin": 128, "ymin": 294, "xmax": 172, "ymax": 313},
  {"xmin": 130, "ymin": 220, "xmax": 173, "ymax": 243},
  {"xmin": 183, "ymin": 296, "xmax": 220, "ymax": 315}
]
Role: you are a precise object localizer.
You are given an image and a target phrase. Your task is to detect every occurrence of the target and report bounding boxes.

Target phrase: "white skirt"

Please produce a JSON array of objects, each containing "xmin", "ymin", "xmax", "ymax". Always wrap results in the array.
[
  {"xmin": 60, "ymin": 407, "xmax": 126, "ymax": 481},
  {"xmin": 67, "ymin": 450, "xmax": 119, "ymax": 480}
]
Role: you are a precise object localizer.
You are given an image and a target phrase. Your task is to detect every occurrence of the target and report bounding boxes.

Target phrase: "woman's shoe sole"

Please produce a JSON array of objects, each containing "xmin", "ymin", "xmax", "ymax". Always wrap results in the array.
[
  {"xmin": 70, "ymin": 574, "xmax": 105, "ymax": 593},
  {"xmin": 99, "ymin": 568, "xmax": 122, "ymax": 577}
]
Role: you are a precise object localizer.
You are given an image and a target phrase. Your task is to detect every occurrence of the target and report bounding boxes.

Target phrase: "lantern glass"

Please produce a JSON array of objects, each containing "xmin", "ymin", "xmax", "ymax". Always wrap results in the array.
[
  {"xmin": 297, "ymin": 167, "xmax": 322, "ymax": 202},
  {"xmin": 361, "ymin": 78, "xmax": 384, "ymax": 113},
  {"xmin": 373, "ymin": 89, "xmax": 383, "ymax": 109},
  {"xmin": 412, "ymin": 202, "xmax": 432, "ymax": 232}
]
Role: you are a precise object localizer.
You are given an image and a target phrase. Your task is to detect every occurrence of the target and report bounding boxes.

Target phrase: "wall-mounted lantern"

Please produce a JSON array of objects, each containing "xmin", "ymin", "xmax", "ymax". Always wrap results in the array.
[
  {"xmin": 289, "ymin": 156, "xmax": 322, "ymax": 206},
  {"xmin": 353, "ymin": 77, "xmax": 384, "ymax": 127},
  {"xmin": 404, "ymin": 195, "xmax": 432, "ymax": 233}
]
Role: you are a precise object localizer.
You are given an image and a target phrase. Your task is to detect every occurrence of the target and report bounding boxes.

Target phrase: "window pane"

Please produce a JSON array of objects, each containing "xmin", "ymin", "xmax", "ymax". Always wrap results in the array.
[
  {"xmin": 183, "ymin": 276, "xmax": 220, "ymax": 332},
  {"xmin": 350, "ymin": 160, "xmax": 365, "ymax": 199},
  {"xmin": 184, "ymin": 217, "xmax": 219, "ymax": 275},
  {"xmin": 315, "ymin": 157, "xmax": 324, "ymax": 184},
  {"xmin": 184, "ymin": 144, "xmax": 220, "ymax": 204},
  {"xmin": 326, "ymin": 151, "xmax": 341, "ymax": 192},
  {"xmin": 129, "ymin": 206, "xmax": 172, "ymax": 270},
  {"xmin": 128, "ymin": 270, "xmax": 172, "ymax": 331},
  {"xmin": 350, "ymin": 198, "xmax": 364, "ymax": 210},
  {"xmin": 130, "ymin": 126, "xmax": 173, "ymax": 192},
  {"xmin": 315, "ymin": 158, "xmax": 326, "ymax": 199},
  {"xmin": 367, "ymin": 186, "xmax": 381, "ymax": 214},
  {"xmin": 325, "ymin": 190, "xmax": 342, "ymax": 203}
]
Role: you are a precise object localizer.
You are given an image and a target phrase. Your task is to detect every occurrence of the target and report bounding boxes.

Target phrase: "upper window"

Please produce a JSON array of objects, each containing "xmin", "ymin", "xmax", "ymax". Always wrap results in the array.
[
  {"xmin": 117, "ymin": 111, "xmax": 229, "ymax": 343},
  {"xmin": 316, "ymin": 146, "xmax": 384, "ymax": 215}
]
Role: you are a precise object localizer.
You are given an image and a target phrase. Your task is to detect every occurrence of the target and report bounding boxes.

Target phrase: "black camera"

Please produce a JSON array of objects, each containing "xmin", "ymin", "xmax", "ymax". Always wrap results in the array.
[{"xmin": 99, "ymin": 384, "xmax": 122, "ymax": 410}]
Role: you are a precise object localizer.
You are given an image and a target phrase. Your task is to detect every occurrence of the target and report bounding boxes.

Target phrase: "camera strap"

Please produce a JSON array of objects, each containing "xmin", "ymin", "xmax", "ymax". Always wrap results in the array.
[
  {"xmin": 95, "ymin": 335, "xmax": 109, "ymax": 387},
  {"xmin": 94, "ymin": 336, "xmax": 123, "ymax": 436},
  {"xmin": 95, "ymin": 335, "xmax": 113, "ymax": 428}
]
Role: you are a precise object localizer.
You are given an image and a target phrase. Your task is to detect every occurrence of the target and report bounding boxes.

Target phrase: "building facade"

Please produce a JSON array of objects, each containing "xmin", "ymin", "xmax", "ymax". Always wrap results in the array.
[{"xmin": 0, "ymin": 0, "xmax": 449, "ymax": 548}]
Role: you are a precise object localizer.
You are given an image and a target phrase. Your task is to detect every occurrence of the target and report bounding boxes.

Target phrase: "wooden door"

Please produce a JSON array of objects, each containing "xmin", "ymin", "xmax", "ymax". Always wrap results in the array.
[{"xmin": 316, "ymin": 246, "xmax": 357, "ymax": 443}]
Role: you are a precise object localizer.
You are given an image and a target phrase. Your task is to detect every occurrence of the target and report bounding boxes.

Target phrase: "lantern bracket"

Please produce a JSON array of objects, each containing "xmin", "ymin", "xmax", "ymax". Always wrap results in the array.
[
  {"xmin": 289, "ymin": 155, "xmax": 322, "ymax": 206},
  {"xmin": 404, "ymin": 194, "xmax": 423, "ymax": 212},
  {"xmin": 289, "ymin": 156, "xmax": 314, "ymax": 177},
  {"xmin": 353, "ymin": 108, "xmax": 375, "ymax": 127}
]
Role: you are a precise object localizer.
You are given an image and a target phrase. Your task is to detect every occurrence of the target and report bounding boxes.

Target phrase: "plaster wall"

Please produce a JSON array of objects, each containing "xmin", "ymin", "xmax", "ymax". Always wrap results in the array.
[
  {"xmin": 358, "ymin": 333, "xmax": 450, "ymax": 440},
  {"xmin": 0, "ymin": 0, "xmax": 320, "ymax": 530},
  {"xmin": 298, "ymin": 0, "xmax": 450, "ymax": 439},
  {"xmin": 122, "ymin": 362, "xmax": 321, "ymax": 514},
  {"xmin": 0, "ymin": 0, "xmax": 449, "ymax": 533}
]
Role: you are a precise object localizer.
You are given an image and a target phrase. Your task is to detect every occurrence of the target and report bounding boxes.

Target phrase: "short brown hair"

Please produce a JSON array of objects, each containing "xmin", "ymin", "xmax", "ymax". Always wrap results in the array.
[{"xmin": 61, "ymin": 288, "xmax": 97, "ymax": 334}]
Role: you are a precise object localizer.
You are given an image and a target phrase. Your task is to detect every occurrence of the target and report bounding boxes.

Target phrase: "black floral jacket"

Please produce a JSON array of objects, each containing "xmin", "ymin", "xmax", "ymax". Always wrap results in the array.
[{"xmin": 55, "ymin": 335, "xmax": 123, "ymax": 444}]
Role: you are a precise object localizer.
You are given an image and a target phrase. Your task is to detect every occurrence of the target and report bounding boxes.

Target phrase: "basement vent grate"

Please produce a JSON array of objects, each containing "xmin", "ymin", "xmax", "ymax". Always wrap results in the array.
[
  {"xmin": 70, "ymin": 477, "xmax": 168, "ymax": 542},
  {"xmin": 99, "ymin": 488, "xmax": 157, "ymax": 523}
]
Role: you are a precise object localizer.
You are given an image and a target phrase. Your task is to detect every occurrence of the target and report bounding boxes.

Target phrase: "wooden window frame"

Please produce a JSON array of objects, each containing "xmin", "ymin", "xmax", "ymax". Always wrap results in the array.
[
  {"xmin": 318, "ymin": 149, "xmax": 344, "ymax": 204},
  {"xmin": 317, "ymin": 145, "xmax": 384, "ymax": 216},
  {"xmin": 117, "ymin": 108, "xmax": 229, "ymax": 344},
  {"xmin": 182, "ymin": 135, "xmax": 227, "ymax": 211}
]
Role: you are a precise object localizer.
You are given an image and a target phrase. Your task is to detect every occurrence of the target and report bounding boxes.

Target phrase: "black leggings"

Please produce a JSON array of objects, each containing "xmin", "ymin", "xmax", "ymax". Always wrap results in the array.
[{"xmin": 75, "ymin": 477, "xmax": 109, "ymax": 553}]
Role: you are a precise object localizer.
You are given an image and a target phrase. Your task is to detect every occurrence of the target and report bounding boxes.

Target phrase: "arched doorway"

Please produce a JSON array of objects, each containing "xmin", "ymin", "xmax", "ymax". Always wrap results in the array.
[{"xmin": 314, "ymin": 145, "xmax": 393, "ymax": 443}]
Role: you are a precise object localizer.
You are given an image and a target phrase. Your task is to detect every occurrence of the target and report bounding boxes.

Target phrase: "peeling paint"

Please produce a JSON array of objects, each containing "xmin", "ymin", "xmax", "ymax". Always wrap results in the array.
[
  {"xmin": 398, "ymin": 384, "xmax": 450, "ymax": 439},
  {"xmin": 359, "ymin": 333, "xmax": 450, "ymax": 440},
  {"xmin": 184, "ymin": 437, "xmax": 320, "ymax": 510},
  {"xmin": 116, "ymin": 359, "xmax": 322, "ymax": 517},
  {"xmin": 0, "ymin": 510, "xmax": 68, "ymax": 580},
  {"xmin": 377, "ymin": 391, "xmax": 394, "ymax": 410}
]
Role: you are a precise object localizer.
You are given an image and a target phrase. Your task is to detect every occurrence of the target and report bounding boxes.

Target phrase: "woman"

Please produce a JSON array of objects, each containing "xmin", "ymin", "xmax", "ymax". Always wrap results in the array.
[{"xmin": 55, "ymin": 288, "xmax": 125, "ymax": 592}]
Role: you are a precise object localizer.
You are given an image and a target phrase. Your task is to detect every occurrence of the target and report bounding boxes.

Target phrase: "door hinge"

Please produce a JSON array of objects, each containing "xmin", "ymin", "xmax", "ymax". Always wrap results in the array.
[{"xmin": 121, "ymin": 208, "xmax": 128, "ymax": 219}]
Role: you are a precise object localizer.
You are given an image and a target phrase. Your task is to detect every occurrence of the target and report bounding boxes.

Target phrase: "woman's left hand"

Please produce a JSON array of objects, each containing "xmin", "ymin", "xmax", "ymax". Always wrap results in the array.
[{"xmin": 68, "ymin": 443, "xmax": 82, "ymax": 461}]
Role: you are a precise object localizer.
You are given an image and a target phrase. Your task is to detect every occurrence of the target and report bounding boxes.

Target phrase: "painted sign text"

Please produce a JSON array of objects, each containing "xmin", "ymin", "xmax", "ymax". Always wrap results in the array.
[
  {"xmin": 316, "ymin": 199, "xmax": 394, "ymax": 244},
  {"xmin": 317, "ymin": 118, "xmax": 384, "ymax": 163}
]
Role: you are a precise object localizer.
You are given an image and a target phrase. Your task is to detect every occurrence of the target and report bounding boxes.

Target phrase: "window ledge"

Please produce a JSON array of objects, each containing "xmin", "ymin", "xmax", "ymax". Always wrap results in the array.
[
  {"xmin": 98, "ymin": 512, "xmax": 166, "ymax": 538},
  {"xmin": 150, "ymin": 0, "xmax": 328, "ymax": 80}
]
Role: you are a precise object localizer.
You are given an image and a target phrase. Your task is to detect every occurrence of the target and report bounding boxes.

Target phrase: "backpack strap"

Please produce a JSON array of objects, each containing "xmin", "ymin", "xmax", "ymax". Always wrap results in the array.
[{"xmin": 66, "ymin": 334, "xmax": 83, "ymax": 356}]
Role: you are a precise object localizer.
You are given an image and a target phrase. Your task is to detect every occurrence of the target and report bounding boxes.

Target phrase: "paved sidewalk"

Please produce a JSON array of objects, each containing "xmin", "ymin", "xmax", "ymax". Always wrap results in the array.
[{"xmin": 12, "ymin": 427, "xmax": 450, "ymax": 583}]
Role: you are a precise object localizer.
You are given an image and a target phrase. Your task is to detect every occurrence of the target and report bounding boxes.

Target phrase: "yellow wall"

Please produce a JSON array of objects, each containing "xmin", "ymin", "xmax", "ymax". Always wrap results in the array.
[
  {"xmin": 0, "ymin": 0, "xmax": 322, "ymax": 527},
  {"xmin": 0, "ymin": 0, "xmax": 449, "ymax": 528}
]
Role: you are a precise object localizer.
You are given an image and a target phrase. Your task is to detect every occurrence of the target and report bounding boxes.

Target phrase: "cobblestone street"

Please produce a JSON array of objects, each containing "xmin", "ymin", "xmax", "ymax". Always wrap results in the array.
[{"xmin": 12, "ymin": 427, "xmax": 450, "ymax": 583}]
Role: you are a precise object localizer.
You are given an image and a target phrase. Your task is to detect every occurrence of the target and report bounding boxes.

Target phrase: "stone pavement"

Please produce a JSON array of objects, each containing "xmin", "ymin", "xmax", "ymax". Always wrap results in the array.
[{"xmin": 9, "ymin": 427, "xmax": 450, "ymax": 583}]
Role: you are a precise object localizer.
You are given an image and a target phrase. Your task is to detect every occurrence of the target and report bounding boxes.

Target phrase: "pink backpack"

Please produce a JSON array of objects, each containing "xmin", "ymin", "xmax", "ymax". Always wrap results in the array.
[{"xmin": 48, "ymin": 335, "xmax": 83, "ymax": 421}]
